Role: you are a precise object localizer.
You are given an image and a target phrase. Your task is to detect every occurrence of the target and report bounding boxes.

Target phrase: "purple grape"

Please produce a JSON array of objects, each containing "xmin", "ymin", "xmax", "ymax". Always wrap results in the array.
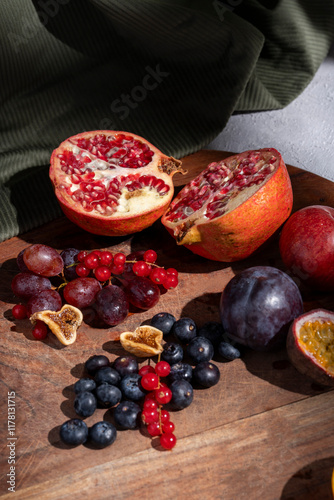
[
  {"xmin": 23, "ymin": 244, "xmax": 64, "ymax": 277},
  {"xmin": 16, "ymin": 249, "xmax": 29, "ymax": 272},
  {"xmin": 95, "ymin": 285, "xmax": 129, "ymax": 326},
  {"xmin": 11, "ymin": 272, "xmax": 52, "ymax": 299},
  {"xmin": 60, "ymin": 248, "xmax": 79, "ymax": 281},
  {"xmin": 124, "ymin": 276, "xmax": 160, "ymax": 310},
  {"xmin": 63, "ymin": 277, "xmax": 101, "ymax": 309},
  {"xmin": 27, "ymin": 289, "xmax": 62, "ymax": 316}
]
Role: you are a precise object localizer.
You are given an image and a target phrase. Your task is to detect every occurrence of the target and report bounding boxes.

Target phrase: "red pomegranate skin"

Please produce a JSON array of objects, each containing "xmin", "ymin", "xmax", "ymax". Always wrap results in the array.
[
  {"xmin": 279, "ymin": 205, "xmax": 334, "ymax": 291},
  {"xmin": 286, "ymin": 309, "xmax": 334, "ymax": 386}
]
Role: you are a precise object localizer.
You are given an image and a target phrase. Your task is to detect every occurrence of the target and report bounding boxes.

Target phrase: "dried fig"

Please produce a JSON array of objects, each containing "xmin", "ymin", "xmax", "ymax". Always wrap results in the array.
[
  {"xmin": 120, "ymin": 326, "xmax": 163, "ymax": 357},
  {"xmin": 30, "ymin": 304, "xmax": 83, "ymax": 345}
]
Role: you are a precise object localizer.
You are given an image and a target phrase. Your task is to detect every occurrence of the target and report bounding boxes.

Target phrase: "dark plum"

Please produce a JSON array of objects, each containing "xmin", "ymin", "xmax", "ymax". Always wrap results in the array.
[
  {"xmin": 95, "ymin": 285, "xmax": 129, "ymax": 326},
  {"xmin": 168, "ymin": 362, "xmax": 193, "ymax": 383},
  {"xmin": 74, "ymin": 378, "xmax": 97, "ymax": 394},
  {"xmin": 85, "ymin": 355, "xmax": 109, "ymax": 375},
  {"xmin": 89, "ymin": 421, "xmax": 117, "ymax": 448},
  {"xmin": 172, "ymin": 317, "xmax": 197, "ymax": 344},
  {"xmin": 113, "ymin": 356, "xmax": 138, "ymax": 377},
  {"xmin": 161, "ymin": 342, "xmax": 184, "ymax": 365},
  {"xmin": 74, "ymin": 391, "xmax": 97, "ymax": 418},
  {"xmin": 170, "ymin": 380, "xmax": 194, "ymax": 410},
  {"xmin": 119, "ymin": 374, "xmax": 146, "ymax": 401},
  {"xmin": 95, "ymin": 383, "xmax": 122, "ymax": 408},
  {"xmin": 94, "ymin": 366, "xmax": 121, "ymax": 386},
  {"xmin": 193, "ymin": 362, "xmax": 220, "ymax": 388},
  {"xmin": 197, "ymin": 321, "xmax": 224, "ymax": 347},
  {"xmin": 60, "ymin": 419, "xmax": 88, "ymax": 446},
  {"xmin": 220, "ymin": 266, "xmax": 304, "ymax": 351},
  {"xmin": 150, "ymin": 312, "xmax": 176, "ymax": 336},
  {"xmin": 114, "ymin": 401, "xmax": 141, "ymax": 429},
  {"xmin": 218, "ymin": 342, "xmax": 241, "ymax": 361},
  {"xmin": 186, "ymin": 337, "xmax": 214, "ymax": 365}
]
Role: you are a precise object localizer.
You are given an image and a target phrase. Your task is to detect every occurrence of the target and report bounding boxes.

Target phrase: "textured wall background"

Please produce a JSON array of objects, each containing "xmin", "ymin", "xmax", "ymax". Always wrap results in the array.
[{"xmin": 207, "ymin": 44, "xmax": 334, "ymax": 181}]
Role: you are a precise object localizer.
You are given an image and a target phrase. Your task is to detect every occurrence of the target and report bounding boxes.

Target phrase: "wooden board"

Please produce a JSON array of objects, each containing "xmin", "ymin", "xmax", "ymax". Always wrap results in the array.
[{"xmin": 1, "ymin": 150, "xmax": 334, "ymax": 500}]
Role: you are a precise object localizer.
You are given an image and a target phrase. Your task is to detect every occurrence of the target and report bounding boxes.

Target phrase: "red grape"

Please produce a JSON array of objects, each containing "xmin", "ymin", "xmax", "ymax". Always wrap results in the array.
[
  {"xmin": 95, "ymin": 285, "xmax": 129, "ymax": 326},
  {"xmin": 27, "ymin": 289, "xmax": 62, "ymax": 316},
  {"xmin": 124, "ymin": 277, "xmax": 160, "ymax": 310},
  {"xmin": 11, "ymin": 273, "xmax": 52, "ymax": 300},
  {"xmin": 63, "ymin": 277, "xmax": 101, "ymax": 309},
  {"xmin": 23, "ymin": 244, "xmax": 64, "ymax": 277}
]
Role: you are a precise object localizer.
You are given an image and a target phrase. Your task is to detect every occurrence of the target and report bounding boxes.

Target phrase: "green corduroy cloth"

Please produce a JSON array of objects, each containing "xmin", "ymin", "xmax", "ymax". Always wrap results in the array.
[{"xmin": 1, "ymin": 0, "xmax": 333, "ymax": 241}]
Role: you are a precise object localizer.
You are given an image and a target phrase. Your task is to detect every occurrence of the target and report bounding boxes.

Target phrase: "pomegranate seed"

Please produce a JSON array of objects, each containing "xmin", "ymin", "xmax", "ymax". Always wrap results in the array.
[
  {"xmin": 163, "ymin": 274, "xmax": 178, "ymax": 290},
  {"xmin": 84, "ymin": 253, "xmax": 100, "ymax": 269},
  {"xmin": 32, "ymin": 320, "xmax": 48, "ymax": 340},
  {"xmin": 76, "ymin": 263, "xmax": 90, "ymax": 277},
  {"xmin": 155, "ymin": 387, "xmax": 172, "ymax": 405},
  {"xmin": 100, "ymin": 251, "xmax": 113, "ymax": 266},
  {"xmin": 113, "ymin": 253, "xmax": 126, "ymax": 266},
  {"xmin": 160, "ymin": 432, "xmax": 177, "ymax": 450},
  {"xmin": 141, "ymin": 408, "xmax": 159, "ymax": 425},
  {"xmin": 141, "ymin": 373, "xmax": 159, "ymax": 391},
  {"xmin": 150, "ymin": 268, "xmax": 167, "ymax": 284},
  {"xmin": 143, "ymin": 249, "xmax": 157, "ymax": 264},
  {"xmin": 155, "ymin": 361, "xmax": 171, "ymax": 377},
  {"xmin": 95, "ymin": 266, "xmax": 112, "ymax": 282},
  {"xmin": 139, "ymin": 365, "xmax": 156, "ymax": 376},
  {"xmin": 12, "ymin": 304, "xmax": 27, "ymax": 320}
]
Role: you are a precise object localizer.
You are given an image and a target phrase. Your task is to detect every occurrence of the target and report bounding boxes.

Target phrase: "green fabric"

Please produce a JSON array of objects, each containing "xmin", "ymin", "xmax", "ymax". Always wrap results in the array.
[{"xmin": 1, "ymin": 0, "xmax": 333, "ymax": 241}]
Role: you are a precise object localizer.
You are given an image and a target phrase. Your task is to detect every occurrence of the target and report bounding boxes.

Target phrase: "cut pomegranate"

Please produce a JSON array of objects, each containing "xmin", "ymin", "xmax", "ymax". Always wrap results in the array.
[
  {"xmin": 162, "ymin": 148, "xmax": 293, "ymax": 262},
  {"xmin": 50, "ymin": 131, "xmax": 185, "ymax": 236}
]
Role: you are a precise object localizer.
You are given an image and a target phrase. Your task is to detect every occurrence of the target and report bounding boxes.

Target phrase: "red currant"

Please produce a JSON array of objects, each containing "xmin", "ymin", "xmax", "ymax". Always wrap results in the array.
[
  {"xmin": 162, "ymin": 421, "xmax": 175, "ymax": 433},
  {"xmin": 159, "ymin": 409, "xmax": 170, "ymax": 423},
  {"xmin": 132, "ymin": 260, "xmax": 151, "ymax": 277},
  {"xmin": 77, "ymin": 250, "xmax": 88, "ymax": 262},
  {"xmin": 143, "ymin": 399, "xmax": 158, "ymax": 411},
  {"xmin": 163, "ymin": 274, "xmax": 179, "ymax": 290},
  {"xmin": 141, "ymin": 373, "xmax": 159, "ymax": 391},
  {"xmin": 155, "ymin": 386, "xmax": 172, "ymax": 405},
  {"xmin": 147, "ymin": 421, "xmax": 162, "ymax": 437},
  {"xmin": 160, "ymin": 432, "xmax": 177, "ymax": 450},
  {"xmin": 100, "ymin": 250, "xmax": 113, "ymax": 266},
  {"xmin": 143, "ymin": 249, "xmax": 157, "ymax": 264},
  {"xmin": 144, "ymin": 391, "xmax": 157, "ymax": 402},
  {"xmin": 113, "ymin": 252, "xmax": 126, "ymax": 266},
  {"xmin": 141, "ymin": 408, "xmax": 159, "ymax": 425},
  {"xmin": 110, "ymin": 263, "xmax": 125, "ymax": 275},
  {"xmin": 12, "ymin": 304, "xmax": 27, "ymax": 320},
  {"xmin": 155, "ymin": 361, "xmax": 171, "ymax": 377},
  {"xmin": 139, "ymin": 365, "xmax": 156, "ymax": 376},
  {"xmin": 94, "ymin": 266, "xmax": 112, "ymax": 282},
  {"xmin": 166, "ymin": 268, "xmax": 178, "ymax": 277},
  {"xmin": 76, "ymin": 263, "xmax": 90, "ymax": 277},
  {"xmin": 84, "ymin": 253, "xmax": 100, "ymax": 269},
  {"xmin": 92, "ymin": 250, "xmax": 102, "ymax": 258},
  {"xmin": 32, "ymin": 320, "xmax": 48, "ymax": 340},
  {"xmin": 150, "ymin": 267, "xmax": 167, "ymax": 284}
]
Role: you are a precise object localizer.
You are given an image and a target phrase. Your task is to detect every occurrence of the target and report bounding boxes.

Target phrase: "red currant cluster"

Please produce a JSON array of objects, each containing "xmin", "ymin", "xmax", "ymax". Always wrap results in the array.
[
  {"xmin": 139, "ymin": 360, "xmax": 177, "ymax": 450},
  {"xmin": 75, "ymin": 249, "xmax": 179, "ymax": 290}
]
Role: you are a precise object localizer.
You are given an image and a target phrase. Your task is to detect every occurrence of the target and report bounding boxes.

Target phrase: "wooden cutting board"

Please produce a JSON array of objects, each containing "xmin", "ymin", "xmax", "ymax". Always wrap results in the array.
[{"xmin": 1, "ymin": 150, "xmax": 334, "ymax": 500}]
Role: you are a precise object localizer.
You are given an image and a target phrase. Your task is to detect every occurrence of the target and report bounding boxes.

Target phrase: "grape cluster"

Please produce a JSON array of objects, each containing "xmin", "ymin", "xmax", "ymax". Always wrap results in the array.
[{"xmin": 10, "ymin": 244, "xmax": 179, "ymax": 338}]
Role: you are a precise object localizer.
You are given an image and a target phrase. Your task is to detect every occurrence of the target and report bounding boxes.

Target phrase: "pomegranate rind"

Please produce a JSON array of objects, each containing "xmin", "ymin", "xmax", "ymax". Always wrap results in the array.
[
  {"xmin": 49, "ymin": 130, "xmax": 184, "ymax": 237},
  {"xmin": 162, "ymin": 149, "xmax": 293, "ymax": 262},
  {"xmin": 287, "ymin": 309, "xmax": 334, "ymax": 386}
]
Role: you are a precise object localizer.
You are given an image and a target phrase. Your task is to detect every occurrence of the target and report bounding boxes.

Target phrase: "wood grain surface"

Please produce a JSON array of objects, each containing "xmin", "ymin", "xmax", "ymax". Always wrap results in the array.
[{"xmin": 1, "ymin": 150, "xmax": 334, "ymax": 500}]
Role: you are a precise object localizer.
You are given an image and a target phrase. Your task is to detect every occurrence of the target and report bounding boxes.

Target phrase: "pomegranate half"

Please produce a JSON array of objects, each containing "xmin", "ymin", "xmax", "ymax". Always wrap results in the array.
[
  {"xmin": 49, "ymin": 131, "xmax": 184, "ymax": 236},
  {"xmin": 161, "ymin": 148, "xmax": 293, "ymax": 262},
  {"xmin": 287, "ymin": 309, "xmax": 334, "ymax": 386}
]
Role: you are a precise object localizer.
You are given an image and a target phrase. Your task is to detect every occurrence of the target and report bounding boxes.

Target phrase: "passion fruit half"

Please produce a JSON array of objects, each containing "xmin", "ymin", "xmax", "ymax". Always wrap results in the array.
[{"xmin": 287, "ymin": 309, "xmax": 334, "ymax": 386}]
